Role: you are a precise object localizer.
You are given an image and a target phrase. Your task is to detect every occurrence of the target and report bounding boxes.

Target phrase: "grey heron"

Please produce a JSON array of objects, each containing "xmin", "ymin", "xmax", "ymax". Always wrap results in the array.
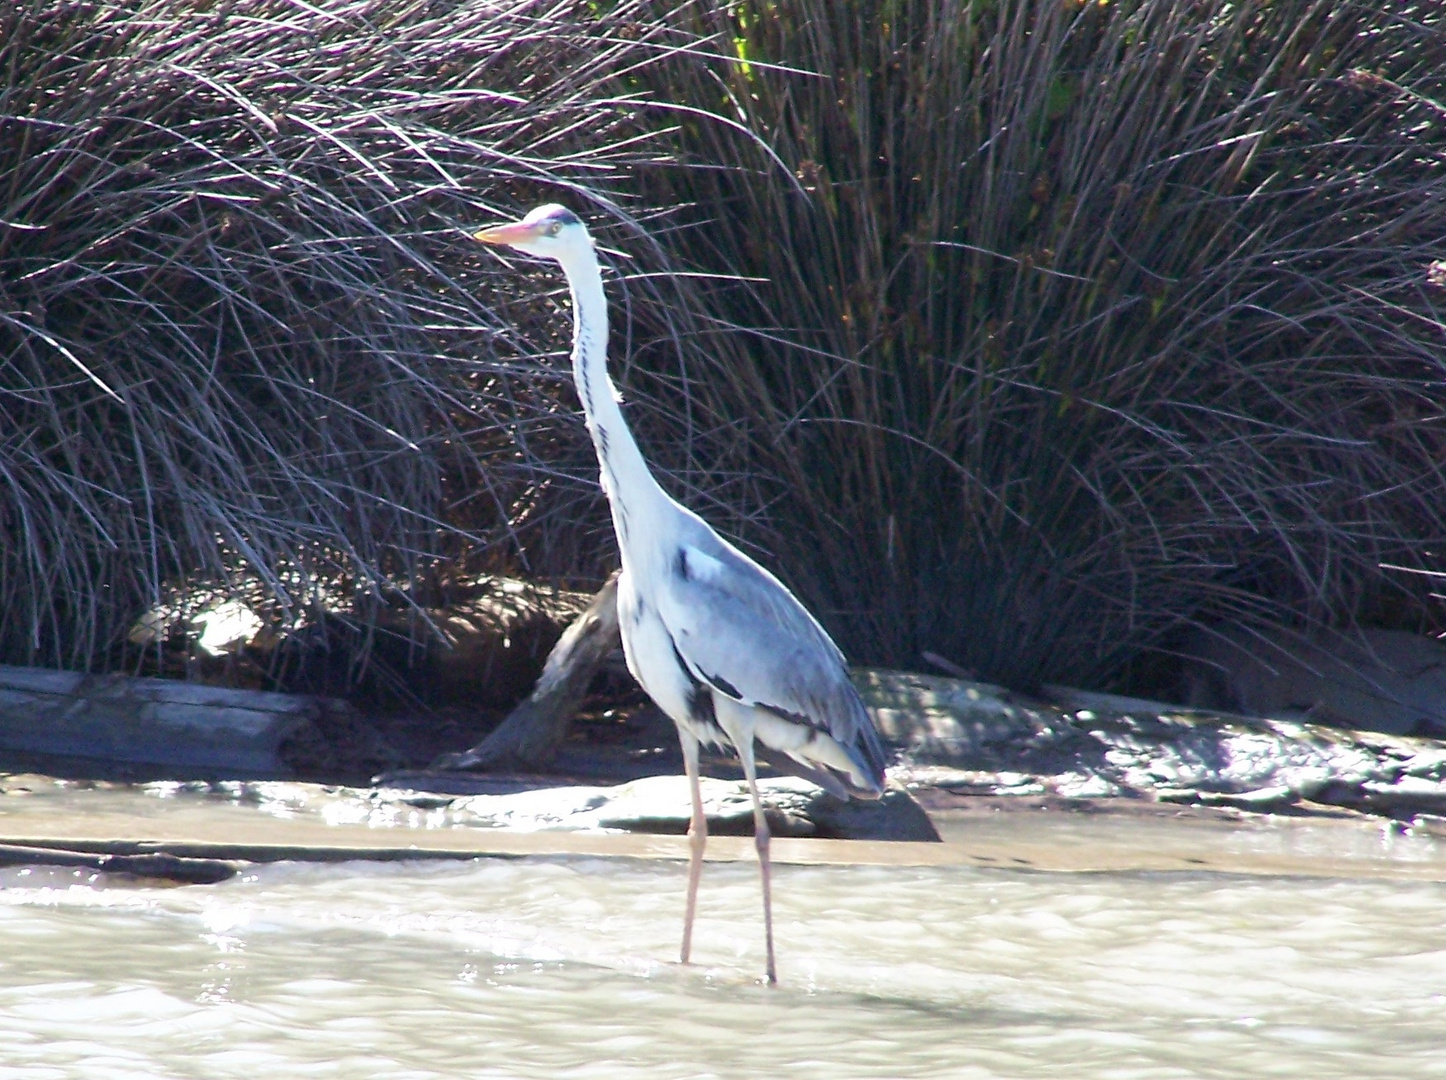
[{"xmin": 473, "ymin": 204, "xmax": 888, "ymax": 985}]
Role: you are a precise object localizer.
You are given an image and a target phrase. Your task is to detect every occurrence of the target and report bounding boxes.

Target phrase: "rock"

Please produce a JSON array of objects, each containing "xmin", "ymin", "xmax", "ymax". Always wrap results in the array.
[
  {"xmin": 1177, "ymin": 626, "xmax": 1446, "ymax": 737},
  {"xmin": 857, "ymin": 669, "xmax": 1040, "ymax": 761},
  {"xmin": 188, "ymin": 601, "xmax": 266, "ymax": 658},
  {"xmin": 859, "ymin": 668, "xmax": 1446, "ymax": 822},
  {"xmin": 129, "ymin": 598, "xmax": 265, "ymax": 658},
  {"xmin": 593, "ymin": 775, "xmax": 817, "ymax": 836},
  {"xmin": 151, "ymin": 774, "xmax": 939, "ymax": 842},
  {"xmin": 811, "ymin": 785, "xmax": 942, "ymax": 841},
  {"xmin": 442, "ymin": 774, "xmax": 940, "ymax": 842}
]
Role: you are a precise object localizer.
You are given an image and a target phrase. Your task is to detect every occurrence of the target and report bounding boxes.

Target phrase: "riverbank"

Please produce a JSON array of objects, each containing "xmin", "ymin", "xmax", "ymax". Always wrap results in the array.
[{"xmin": 5, "ymin": 665, "xmax": 1446, "ymax": 855}]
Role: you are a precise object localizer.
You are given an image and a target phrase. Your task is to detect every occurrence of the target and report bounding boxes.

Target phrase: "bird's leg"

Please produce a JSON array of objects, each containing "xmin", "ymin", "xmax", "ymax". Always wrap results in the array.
[
  {"xmin": 679, "ymin": 729, "xmax": 706, "ymax": 967},
  {"xmin": 736, "ymin": 740, "xmax": 777, "ymax": 986}
]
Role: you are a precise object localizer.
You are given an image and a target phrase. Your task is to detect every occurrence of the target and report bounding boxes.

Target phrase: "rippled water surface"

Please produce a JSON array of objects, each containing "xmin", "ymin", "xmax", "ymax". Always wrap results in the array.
[{"xmin": 3, "ymin": 830, "xmax": 1445, "ymax": 1080}]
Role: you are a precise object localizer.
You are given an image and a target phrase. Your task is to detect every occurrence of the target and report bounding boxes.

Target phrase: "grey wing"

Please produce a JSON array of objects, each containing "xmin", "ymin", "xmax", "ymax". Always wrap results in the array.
[{"xmin": 653, "ymin": 539, "xmax": 888, "ymax": 790}]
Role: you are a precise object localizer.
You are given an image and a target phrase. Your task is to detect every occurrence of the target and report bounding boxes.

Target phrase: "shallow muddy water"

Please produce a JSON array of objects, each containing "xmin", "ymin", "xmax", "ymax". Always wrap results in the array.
[{"xmin": 3, "ymin": 811, "xmax": 1445, "ymax": 1080}]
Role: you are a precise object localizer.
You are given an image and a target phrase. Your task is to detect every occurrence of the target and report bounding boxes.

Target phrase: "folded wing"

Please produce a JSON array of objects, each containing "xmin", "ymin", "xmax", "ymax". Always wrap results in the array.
[{"xmin": 654, "ymin": 538, "xmax": 888, "ymax": 796}]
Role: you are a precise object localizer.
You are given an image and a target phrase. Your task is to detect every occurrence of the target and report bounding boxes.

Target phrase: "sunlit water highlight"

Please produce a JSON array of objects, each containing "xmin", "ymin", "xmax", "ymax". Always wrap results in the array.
[{"xmin": 3, "ymin": 839, "xmax": 1445, "ymax": 1080}]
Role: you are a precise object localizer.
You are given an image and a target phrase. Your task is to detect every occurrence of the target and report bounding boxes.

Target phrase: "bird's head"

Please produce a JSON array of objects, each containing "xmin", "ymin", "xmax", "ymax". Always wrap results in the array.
[{"xmin": 472, "ymin": 203, "xmax": 590, "ymax": 262}]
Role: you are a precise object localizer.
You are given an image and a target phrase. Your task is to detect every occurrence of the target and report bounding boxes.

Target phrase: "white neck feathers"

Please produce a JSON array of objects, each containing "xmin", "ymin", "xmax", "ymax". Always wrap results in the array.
[{"xmin": 556, "ymin": 244, "xmax": 669, "ymax": 553}]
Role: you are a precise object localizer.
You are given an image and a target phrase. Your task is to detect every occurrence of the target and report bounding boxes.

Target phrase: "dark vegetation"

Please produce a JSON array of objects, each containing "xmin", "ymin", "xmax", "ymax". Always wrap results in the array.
[
  {"xmin": 633, "ymin": 0, "xmax": 1446, "ymax": 689},
  {"xmin": 2, "ymin": 0, "xmax": 1445, "ymax": 696},
  {"xmin": 0, "ymin": 0, "xmax": 698, "ymax": 676}
]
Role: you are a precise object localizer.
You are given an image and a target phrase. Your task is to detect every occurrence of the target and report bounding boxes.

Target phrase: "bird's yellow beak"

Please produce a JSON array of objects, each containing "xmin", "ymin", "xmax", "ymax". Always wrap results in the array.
[{"xmin": 472, "ymin": 220, "xmax": 542, "ymax": 246}]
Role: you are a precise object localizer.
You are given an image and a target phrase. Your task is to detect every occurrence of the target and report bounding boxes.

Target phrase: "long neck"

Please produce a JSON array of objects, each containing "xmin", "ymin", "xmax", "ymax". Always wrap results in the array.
[{"xmin": 557, "ymin": 244, "xmax": 670, "ymax": 554}]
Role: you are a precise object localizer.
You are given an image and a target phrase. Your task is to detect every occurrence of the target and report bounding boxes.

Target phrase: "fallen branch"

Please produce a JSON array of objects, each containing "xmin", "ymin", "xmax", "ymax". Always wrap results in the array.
[{"xmin": 431, "ymin": 572, "xmax": 622, "ymax": 771}]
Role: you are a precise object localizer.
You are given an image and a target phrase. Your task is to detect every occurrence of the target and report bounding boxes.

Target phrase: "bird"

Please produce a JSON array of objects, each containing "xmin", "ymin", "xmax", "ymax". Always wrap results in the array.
[{"xmin": 472, "ymin": 203, "xmax": 889, "ymax": 985}]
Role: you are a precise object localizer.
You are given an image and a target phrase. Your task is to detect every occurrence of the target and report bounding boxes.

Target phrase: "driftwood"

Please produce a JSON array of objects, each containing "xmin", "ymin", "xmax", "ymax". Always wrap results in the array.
[
  {"xmin": 0, "ymin": 842, "xmax": 239, "ymax": 884},
  {"xmin": 432, "ymin": 572, "xmax": 622, "ymax": 771},
  {"xmin": 0, "ymin": 664, "xmax": 330, "ymax": 775}
]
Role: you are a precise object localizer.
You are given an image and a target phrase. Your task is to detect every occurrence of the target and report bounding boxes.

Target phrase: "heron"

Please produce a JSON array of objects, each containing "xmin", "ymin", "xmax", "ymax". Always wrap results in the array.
[{"xmin": 473, "ymin": 204, "xmax": 888, "ymax": 985}]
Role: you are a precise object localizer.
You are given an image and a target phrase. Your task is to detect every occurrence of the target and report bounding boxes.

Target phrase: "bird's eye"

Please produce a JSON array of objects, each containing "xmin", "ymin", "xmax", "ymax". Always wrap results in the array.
[{"xmin": 547, "ymin": 221, "xmax": 561, "ymax": 236}]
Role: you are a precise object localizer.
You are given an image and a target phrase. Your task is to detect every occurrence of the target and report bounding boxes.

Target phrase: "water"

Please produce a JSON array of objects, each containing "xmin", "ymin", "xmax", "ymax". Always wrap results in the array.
[{"xmin": 3, "ymin": 830, "xmax": 1445, "ymax": 1080}]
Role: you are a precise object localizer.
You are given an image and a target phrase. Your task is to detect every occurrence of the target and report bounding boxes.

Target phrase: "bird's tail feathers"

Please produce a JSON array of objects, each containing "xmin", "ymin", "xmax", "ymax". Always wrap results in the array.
[
  {"xmin": 747, "ymin": 695, "xmax": 892, "ymax": 799},
  {"xmin": 844, "ymin": 696, "xmax": 891, "ymax": 798},
  {"xmin": 755, "ymin": 745, "xmax": 883, "ymax": 801}
]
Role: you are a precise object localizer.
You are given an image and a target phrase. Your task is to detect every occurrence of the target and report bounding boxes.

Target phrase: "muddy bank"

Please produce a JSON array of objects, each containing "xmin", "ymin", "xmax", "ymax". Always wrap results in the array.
[
  {"xmin": 5, "ymin": 664, "xmax": 1446, "ymax": 853},
  {"xmin": 5, "ymin": 769, "xmax": 1446, "ymax": 885}
]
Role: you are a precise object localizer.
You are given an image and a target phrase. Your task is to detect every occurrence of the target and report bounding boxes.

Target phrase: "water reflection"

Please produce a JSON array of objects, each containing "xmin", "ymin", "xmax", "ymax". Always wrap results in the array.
[{"xmin": 2, "ymin": 854, "xmax": 1444, "ymax": 1078}]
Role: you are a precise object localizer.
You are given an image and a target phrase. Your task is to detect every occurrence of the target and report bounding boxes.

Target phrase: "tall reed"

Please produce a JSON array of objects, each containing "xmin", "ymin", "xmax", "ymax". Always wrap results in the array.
[
  {"xmin": 4, "ymin": 0, "xmax": 1444, "ymax": 695},
  {"xmin": 622, "ymin": 0, "xmax": 1446, "ymax": 688},
  {"xmin": 0, "ymin": 0, "xmax": 715, "ymax": 669}
]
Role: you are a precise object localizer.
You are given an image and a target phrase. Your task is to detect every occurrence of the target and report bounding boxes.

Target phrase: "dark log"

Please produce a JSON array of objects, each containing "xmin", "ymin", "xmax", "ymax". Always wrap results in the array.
[
  {"xmin": 0, "ymin": 843, "xmax": 239, "ymax": 884},
  {"xmin": 0, "ymin": 665, "xmax": 330, "ymax": 775},
  {"xmin": 431, "ymin": 572, "xmax": 622, "ymax": 771}
]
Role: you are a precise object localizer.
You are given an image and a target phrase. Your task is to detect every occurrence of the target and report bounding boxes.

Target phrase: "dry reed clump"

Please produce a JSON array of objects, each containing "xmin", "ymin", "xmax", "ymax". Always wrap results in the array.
[
  {"xmin": 0, "ymin": 0, "xmax": 723, "ymax": 672},
  {"xmin": 4, "ymin": 0, "xmax": 1445, "ymax": 697},
  {"xmin": 622, "ymin": 0, "xmax": 1446, "ymax": 690}
]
